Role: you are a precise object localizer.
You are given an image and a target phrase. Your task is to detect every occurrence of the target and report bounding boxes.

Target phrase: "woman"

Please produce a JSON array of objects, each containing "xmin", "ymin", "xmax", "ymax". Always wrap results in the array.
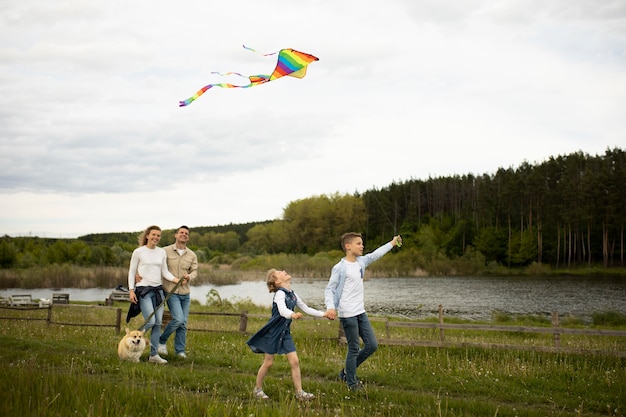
[{"xmin": 128, "ymin": 225, "xmax": 179, "ymax": 364}]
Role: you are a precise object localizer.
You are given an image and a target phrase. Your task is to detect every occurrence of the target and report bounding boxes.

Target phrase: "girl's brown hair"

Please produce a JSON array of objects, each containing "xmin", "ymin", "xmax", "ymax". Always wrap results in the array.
[
  {"xmin": 265, "ymin": 268, "xmax": 280, "ymax": 293},
  {"xmin": 138, "ymin": 225, "xmax": 161, "ymax": 246}
]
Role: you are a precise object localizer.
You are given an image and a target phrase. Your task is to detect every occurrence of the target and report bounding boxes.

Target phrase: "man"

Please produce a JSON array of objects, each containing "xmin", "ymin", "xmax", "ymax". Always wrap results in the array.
[{"xmin": 157, "ymin": 225, "xmax": 198, "ymax": 359}]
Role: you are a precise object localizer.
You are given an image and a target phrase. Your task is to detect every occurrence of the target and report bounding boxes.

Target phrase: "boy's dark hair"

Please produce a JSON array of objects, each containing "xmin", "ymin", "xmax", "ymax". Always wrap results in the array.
[{"xmin": 341, "ymin": 232, "xmax": 362, "ymax": 252}]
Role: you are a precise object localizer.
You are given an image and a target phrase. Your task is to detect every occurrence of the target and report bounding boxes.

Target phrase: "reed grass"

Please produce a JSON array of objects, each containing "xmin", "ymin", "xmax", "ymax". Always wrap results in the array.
[{"xmin": 1, "ymin": 303, "xmax": 624, "ymax": 417}]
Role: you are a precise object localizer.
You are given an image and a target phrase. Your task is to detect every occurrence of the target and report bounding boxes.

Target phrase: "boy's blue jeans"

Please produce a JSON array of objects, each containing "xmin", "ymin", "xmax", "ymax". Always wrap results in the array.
[
  {"xmin": 160, "ymin": 293, "xmax": 190, "ymax": 354},
  {"xmin": 340, "ymin": 313, "xmax": 378, "ymax": 388}
]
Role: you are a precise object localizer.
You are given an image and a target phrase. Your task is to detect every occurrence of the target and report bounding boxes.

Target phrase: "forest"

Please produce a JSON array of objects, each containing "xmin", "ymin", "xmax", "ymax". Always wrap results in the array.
[{"xmin": 1, "ymin": 148, "xmax": 624, "ymax": 273}]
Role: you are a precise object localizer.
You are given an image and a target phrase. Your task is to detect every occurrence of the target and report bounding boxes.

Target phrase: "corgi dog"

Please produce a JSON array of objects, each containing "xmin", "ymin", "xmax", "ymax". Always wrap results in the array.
[{"xmin": 117, "ymin": 328, "xmax": 148, "ymax": 362}]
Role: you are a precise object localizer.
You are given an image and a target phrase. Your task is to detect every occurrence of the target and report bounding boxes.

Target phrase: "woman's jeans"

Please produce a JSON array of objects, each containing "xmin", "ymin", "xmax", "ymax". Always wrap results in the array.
[
  {"xmin": 138, "ymin": 287, "xmax": 165, "ymax": 356},
  {"xmin": 160, "ymin": 292, "xmax": 190, "ymax": 354},
  {"xmin": 340, "ymin": 312, "xmax": 378, "ymax": 388}
]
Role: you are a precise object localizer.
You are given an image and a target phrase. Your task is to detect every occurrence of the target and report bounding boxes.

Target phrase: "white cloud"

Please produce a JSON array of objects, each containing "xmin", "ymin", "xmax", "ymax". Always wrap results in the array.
[{"xmin": 1, "ymin": 0, "xmax": 625, "ymax": 237}]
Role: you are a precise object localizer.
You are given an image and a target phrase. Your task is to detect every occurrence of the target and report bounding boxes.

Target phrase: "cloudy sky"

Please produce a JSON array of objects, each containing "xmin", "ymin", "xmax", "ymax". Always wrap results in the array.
[{"xmin": 1, "ymin": 0, "xmax": 625, "ymax": 238}]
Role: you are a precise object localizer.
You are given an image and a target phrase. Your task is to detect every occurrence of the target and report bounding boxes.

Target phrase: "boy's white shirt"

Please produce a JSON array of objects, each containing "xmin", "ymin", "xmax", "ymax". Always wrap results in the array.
[
  {"xmin": 324, "ymin": 241, "xmax": 394, "ymax": 317},
  {"xmin": 338, "ymin": 261, "xmax": 366, "ymax": 317}
]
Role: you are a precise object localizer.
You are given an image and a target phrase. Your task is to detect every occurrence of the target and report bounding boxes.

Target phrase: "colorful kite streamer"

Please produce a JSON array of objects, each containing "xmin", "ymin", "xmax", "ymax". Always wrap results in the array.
[{"xmin": 179, "ymin": 45, "xmax": 319, "ymax": 107}]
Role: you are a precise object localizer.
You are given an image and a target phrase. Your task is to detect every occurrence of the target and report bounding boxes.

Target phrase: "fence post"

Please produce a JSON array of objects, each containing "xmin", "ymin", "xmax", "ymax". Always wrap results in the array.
[
  {"xmin": 551, "ymin": 311, "xmax": 560, "ymax": 348},
  {"xmin": 438, "ymin": 304, "xmax": 445, "ymax": 342},
  {"xmin": 115, "ymin": 308, "xmax": 121, "ymax": 334},
  {"xmin": 47, "ymin": 304, "xmax": 53, "ymax": 326},
  {"xmin": 239, "ymin": 310, "xmax": 248, "ymax": 333}
]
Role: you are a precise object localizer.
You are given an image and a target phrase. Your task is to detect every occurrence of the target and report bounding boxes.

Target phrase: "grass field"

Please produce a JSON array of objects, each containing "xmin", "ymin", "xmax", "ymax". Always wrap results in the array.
[{"xmin": 0, "ymin": 303, "xmax": 624, "ymax": 417}]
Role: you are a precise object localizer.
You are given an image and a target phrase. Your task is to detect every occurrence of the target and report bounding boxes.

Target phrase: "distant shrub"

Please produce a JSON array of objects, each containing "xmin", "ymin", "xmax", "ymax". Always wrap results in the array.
[
  {"xmin": 516, "ymin": 314, "xmax": 550, "ymax": 326},
  {"xmin": 493, "ymin": 313, "xmax": 552, "ymax": 326},
  {"xmin": 592, "ymin": 311, "xmax": 626, "ymax": 327},
  {"xmin": 492, "ymin": 312, "xmax": 513, "ymax": 323},
  {"xmin": 560, "ymin": 314, "xmax": 585, "ymax": 326},
  {"xmin": 525, "ymin": 262, "xmax": 551, "ymax": 275}
]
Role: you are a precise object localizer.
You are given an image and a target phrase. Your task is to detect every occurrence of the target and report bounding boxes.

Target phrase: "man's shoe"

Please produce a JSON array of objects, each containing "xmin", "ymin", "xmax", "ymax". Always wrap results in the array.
[{"xmin": 176, "ymin": 352, "xmax": 187, "ymax": 359}]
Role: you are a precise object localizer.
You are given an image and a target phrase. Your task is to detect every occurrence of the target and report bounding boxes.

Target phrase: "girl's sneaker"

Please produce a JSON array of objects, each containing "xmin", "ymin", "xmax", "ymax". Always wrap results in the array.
[
  {"xmin": 253, "ymin": 387, "xmax": 269, "ymax": 400},
  {"xmin": 296, "ymin": 390, "xmax": 315, "ymax": 400}
]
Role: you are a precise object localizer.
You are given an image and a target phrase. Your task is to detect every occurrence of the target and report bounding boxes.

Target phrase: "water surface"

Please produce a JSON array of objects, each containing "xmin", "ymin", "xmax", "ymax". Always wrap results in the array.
[{"xmin": 2, "ymin": 276, "xmax": 624, "ymax": 321}]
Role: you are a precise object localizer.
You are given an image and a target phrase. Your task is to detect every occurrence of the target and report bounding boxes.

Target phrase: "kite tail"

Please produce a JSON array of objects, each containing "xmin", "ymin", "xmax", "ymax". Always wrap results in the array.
[
  {"xmin": 179, "ymin": 85, "xmax": 213, "ymax": 107},
  {"xmin": 242, "ymin": 44, "xmax": 279, "ymax": 57}
]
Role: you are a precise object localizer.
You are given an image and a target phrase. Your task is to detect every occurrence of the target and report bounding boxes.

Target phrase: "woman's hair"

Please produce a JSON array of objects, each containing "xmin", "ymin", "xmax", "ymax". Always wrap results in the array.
[
  {"xmin": 138, "ymin": 225, "xmax": 161, "ymax": 246},
  {"xmin": 266, "ymin": 268, "xmax": 280, "ymax": 293},
  {"xmin": 341, "ymin": 232, "xmax": 362, "ymax": 251}
]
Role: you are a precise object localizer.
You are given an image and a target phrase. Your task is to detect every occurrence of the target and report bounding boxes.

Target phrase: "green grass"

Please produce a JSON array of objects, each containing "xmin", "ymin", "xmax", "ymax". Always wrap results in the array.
[{"xmin": 0, "ymin": 305, "xmax": 624, "ymax": 416}]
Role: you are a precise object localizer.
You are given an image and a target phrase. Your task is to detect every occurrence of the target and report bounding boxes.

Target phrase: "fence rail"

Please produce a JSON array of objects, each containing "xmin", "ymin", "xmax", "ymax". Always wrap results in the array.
[
  {"xmin": 0, "ymin": 304, "xmax": 123, "ymax": 332},
  {"xmin": 1, "ymin": 303, "xmax": 624, "ymax": 356},
  {"xmin": 375, "ymin": 305, "xmax": 626, "ymax": 357}
]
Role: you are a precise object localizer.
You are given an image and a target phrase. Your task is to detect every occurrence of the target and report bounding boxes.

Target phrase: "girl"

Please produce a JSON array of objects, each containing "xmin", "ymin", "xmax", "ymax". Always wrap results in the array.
[{"xmin": 247, "ymin": 269, "xmax": 332, "ymax": 400}]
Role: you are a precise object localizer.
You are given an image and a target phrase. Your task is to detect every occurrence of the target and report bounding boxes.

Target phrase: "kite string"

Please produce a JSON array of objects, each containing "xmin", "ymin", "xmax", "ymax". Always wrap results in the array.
[{"xmin": 370, "ymin": 192, "xmax": 403, "ymax": 247}]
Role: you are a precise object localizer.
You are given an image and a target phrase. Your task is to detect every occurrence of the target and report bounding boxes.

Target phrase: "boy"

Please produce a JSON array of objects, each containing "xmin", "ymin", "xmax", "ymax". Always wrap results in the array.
[{"xmin": 324, "ymin": 232, "xmax": 402, "ymax": 391}]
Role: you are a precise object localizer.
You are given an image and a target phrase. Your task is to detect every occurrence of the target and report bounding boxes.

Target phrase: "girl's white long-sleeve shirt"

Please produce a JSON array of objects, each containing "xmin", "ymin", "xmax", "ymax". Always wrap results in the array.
[
  {"xmin": 127, "ymin": 246, "xmax": 176, "ymax": 290},
  {"xmin": 274, "ymin": 290, "xmax": 324, "ymax": 319}
]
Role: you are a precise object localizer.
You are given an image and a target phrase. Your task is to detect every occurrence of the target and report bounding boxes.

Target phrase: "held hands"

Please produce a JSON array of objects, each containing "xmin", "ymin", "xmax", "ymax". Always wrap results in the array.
[
  {"xmin": 324, "ymin": 309, "xmax": 337, "ymax": 320},
  {"xmin": 292, "ymin": 311, "xmax": 335, "ymax": 320}
]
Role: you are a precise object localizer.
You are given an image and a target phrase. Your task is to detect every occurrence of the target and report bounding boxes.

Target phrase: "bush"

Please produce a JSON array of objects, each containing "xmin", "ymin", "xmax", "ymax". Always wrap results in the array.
[{"xmin": 592, "ymin": 311, "xmax": 626, "ymax": 327}]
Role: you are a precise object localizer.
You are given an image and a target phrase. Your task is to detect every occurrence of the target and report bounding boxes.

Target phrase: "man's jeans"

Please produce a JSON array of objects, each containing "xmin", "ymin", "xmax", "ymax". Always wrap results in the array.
[{"xmin": 160, "ymin": 292, "xmax": 190, "ymax": 354}]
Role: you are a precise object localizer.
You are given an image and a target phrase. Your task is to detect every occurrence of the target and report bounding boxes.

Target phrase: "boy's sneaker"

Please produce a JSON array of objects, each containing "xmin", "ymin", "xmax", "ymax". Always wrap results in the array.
[
  {"xmin": 296, "ymin": 390, "xmax": 315, "ymax": 400},
  {"xmin": 339, "ymin": 368, "xmax": 361, "ymax": 384},
  {"xmin": 176, "ymin": 352, "xmax": 187, "ymax": 359},
  {"xmin": 253, "ymin": 387, "xmax": 269, "ymax": 400},
  {"xmin": 338, "ymin": 368, "xmax": 347, "ymax": 382},
  {"xmin": 157, "ymin": 344, "xmax": 168, "ymax": 356},
  {"xmin": 348, "ymin": 381, "xmax": 365, "ymax": 392},
  {"xmin": 148, "ymin": 354, "xmax": 168, "ymax": 364}
]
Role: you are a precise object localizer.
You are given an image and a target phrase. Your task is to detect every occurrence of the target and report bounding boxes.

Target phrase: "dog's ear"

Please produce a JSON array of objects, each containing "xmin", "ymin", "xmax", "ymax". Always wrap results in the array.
[{"xmin": 125, "ymin": 327, "xmax": 130, "ymax": 335}]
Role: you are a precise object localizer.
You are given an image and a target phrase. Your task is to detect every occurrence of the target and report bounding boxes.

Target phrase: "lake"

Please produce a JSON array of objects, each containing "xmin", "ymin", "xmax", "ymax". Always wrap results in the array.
[{"xmin": 2, "ymin": 276, "xmax": 624, "ymax": 322}]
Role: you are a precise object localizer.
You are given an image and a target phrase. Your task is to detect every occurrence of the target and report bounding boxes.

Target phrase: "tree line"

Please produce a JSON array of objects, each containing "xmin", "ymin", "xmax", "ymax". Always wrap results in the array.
[{"xmin": 1, "ymin": 148, "xmax": 624, "ymax": 271}]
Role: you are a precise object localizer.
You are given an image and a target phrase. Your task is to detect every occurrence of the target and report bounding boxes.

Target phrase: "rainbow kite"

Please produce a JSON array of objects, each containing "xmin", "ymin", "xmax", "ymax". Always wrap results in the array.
[{"xmin": 179, "ymin": 45, "xmax": 319, "ymax": 107}]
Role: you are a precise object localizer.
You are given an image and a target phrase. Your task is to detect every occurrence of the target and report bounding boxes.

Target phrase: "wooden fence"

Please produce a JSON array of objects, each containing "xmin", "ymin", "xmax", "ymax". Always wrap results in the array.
[
  {"xmin": 1, "ymin": 304, "xmax": 625, "ymax": 356},
  {"xmin": 0, "ymin": 304, "xmax": 123, "ymax": 332},
  {"xmin": 375, "ymin": 304, "xmax": 626, "ymax": 357}
]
